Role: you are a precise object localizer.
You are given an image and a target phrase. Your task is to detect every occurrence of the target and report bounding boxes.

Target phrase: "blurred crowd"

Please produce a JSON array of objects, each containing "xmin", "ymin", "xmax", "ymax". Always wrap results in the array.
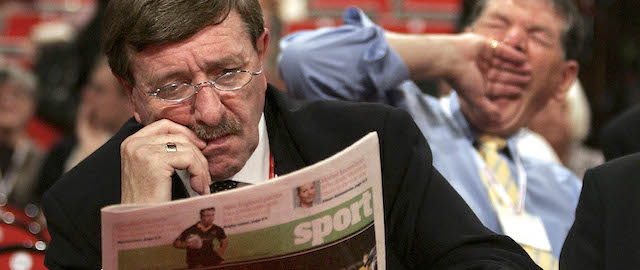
[{"xmin": 0, "ymin": 0, "xmax": 638, "ymax": 269}]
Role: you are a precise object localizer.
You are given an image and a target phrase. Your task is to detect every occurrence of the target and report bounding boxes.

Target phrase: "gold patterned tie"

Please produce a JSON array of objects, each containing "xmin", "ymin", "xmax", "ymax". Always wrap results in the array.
[{"xmin": 475, "ymin": 135, "xmax": 558, "ymax": 270}]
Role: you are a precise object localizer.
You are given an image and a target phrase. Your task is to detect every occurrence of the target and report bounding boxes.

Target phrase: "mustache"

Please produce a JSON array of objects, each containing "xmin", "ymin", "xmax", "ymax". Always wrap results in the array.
[{"xmin": 189, "ymin": 114, "xmax": 242, "ymax": 140}]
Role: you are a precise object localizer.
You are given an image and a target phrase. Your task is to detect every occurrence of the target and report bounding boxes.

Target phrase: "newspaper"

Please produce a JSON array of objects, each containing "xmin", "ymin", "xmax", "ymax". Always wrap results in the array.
[{"xmin": 101, "ymin": 132, "xmax": 385, "ymax": 270}]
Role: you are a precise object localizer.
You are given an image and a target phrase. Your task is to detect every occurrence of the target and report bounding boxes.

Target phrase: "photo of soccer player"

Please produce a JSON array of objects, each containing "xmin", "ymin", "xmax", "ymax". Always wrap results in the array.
[{"xmin": 173, "ymin": 207, "xmax": 228, "ymax": 269}]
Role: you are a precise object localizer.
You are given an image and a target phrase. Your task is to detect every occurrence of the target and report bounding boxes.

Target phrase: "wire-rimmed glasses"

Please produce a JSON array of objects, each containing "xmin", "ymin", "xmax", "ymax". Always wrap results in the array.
[{"xmin": 146, "ymin": 69, "xmax": 262, "ymax": 102}]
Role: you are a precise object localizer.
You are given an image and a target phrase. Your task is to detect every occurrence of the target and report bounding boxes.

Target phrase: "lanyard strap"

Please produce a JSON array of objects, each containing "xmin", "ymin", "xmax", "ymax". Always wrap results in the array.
[
  {"xmin": 268, "ymin": 152, "xmax": 276, "ymax": 179},
  {"xmin": 472, "ymin": 149, "xmax": 527, "ymax": 213},
  {"xmin": 438, "ymin": 96, "xmax": 528, "ymax": 213}
]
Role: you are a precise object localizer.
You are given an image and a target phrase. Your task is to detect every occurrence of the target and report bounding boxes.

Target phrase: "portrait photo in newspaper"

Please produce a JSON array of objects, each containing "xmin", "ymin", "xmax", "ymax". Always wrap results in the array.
[{"xmin": 293, "ymin": 180, "xmax": 321, "ymax": 209}]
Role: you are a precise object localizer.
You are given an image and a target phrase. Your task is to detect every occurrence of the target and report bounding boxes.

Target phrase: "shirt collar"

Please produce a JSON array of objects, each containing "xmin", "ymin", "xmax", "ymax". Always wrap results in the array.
[
  {"xmin": 179, "ymin": 113, "xmax": 270, "ymax": 196},
  {"xmin": 230, "ymin": 113, "xmax": 270, "ymax": 185}
]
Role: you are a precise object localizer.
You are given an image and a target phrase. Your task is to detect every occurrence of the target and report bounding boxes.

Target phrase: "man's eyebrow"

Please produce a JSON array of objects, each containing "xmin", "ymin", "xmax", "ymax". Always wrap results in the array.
[
  {"xmin": 203, "ymin": 55, "xmax": 245, "ymax": 71},
  {"xmin": 487, "ymin": 11, "xmax": 510, "ymax": 23},
  {"xmin": 147, "ymin": 70, "xmax": 189, "ymax": 90},
  {"xmin": 145, "ymin": 55, "xmax": 246, "ymax": 89},
  {"xmin": 529, "ymin": 25, "xmax": 554, "ymax": 36}
]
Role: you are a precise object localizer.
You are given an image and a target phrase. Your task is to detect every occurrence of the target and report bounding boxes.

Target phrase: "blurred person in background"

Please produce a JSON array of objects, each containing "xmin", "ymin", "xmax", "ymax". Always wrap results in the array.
[
  {"xmin": 278, "ymin": 0, "xmax": 584, "ymax": 267},
  {"xmin": 34, "ymin": 0, "xmax": 110, "ymax": 133},
  {"xmin": 257, "ymin": 0, "xmax": 286, "ymax": 90},
  {"xmin": 527, "ymin": 80, "xmax": 603, "ymax": 179},
  {"xmin": 37, "ymin": 57, "xmax": 133, "ymax": 196},
  {"xmin": 0, "ymin": 64, "xmax": 43, "ymax": 207}
]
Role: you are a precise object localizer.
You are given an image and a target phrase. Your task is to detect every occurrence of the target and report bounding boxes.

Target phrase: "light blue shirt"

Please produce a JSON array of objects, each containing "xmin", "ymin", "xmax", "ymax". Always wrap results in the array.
[{"xmin": 278, "ymin": 7, "xmax": 581, "ymax": 258}]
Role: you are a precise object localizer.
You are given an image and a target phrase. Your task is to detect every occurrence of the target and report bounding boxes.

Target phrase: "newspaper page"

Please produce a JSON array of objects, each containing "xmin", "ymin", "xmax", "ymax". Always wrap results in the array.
[{"xmin": 101, "ymin": 132, "xmax": 385, "ymax": 270}]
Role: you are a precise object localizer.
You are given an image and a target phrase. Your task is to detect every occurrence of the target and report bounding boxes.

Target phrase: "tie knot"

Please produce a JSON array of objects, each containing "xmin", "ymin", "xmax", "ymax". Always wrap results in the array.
[
  {"xmin": 475, "ymin": 135, "xmax": 507, "ymax": 152},
  {"xmin": 209, "ymin": 180, "xmax": 239, "ymax": 194}
]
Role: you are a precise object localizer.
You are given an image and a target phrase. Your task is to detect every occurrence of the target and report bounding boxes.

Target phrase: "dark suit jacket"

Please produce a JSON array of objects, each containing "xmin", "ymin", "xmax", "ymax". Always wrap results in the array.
[
  {"xmin": 42, "ymin": 85, "xmax": 538, "ymax": 269},
  {"xmin": 36, "ymin": 136, "xmax": 76, "ymax": 200},
  {"xmin": 600, "ymin": 104, "xmax": 640, "ymax": 161},
  {"xmin": 560, "ymin": 153, "xmax": 640, "ymax": 269}
]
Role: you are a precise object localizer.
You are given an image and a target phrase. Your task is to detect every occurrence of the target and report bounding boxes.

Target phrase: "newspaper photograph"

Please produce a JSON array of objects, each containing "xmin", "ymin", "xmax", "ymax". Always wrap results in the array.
[{"xmin": 101, "ymin": 132, "xmax": 385, "ymax": 270}]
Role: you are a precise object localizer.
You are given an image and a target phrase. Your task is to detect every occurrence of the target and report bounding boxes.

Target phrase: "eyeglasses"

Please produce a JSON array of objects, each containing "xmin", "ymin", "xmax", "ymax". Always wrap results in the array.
[{"xmin": 146, "ymin": 69, "xmax": 262, "ymax": 102}]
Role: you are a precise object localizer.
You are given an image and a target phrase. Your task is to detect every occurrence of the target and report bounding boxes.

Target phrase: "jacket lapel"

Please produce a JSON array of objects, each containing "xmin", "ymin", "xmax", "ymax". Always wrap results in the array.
[{"xmin": 264, "ymin": 85, "xmax": 307, "ymax": 177}]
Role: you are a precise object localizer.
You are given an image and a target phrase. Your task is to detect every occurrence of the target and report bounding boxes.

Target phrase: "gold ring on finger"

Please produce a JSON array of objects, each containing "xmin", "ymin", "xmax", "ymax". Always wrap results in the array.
[{"xmin": 490, "ymin": 39, "xmax": 499, "ymax": 49}]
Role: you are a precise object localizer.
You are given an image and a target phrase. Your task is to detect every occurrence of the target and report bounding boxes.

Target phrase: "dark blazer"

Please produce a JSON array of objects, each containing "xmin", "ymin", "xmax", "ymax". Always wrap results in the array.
[
  {"xmin": 560, "ymin": 153, "xmax": 640, "ymax": 269},
  {"xmin": 36, "ymin": 136, "xmax": 76, "ymax": 200},
  {"xmin": 600, "ymin": 104, "xmax": 640, "ymax": 161},
  {"xmin": 42, "ymin": 85, "xmax": 538, "ymax": 269}
]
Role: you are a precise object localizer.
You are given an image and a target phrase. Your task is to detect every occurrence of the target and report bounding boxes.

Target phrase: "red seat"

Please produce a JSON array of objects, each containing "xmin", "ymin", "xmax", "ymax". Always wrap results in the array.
[
  {"xmin": 400, "ymin": 0, "xmax": 461, "ymax": 13},
  {"xmin": 2, "ymin": 11, "xmax": 43, "ymax": 37},
  {"xmin": 309, "ymin": 0, "xmax": 390, "ymax": 12}
]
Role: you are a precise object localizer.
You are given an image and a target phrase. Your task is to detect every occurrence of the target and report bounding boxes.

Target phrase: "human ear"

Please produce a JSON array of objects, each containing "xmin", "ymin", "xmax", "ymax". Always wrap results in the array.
[
  {"xmin": 552, "ymin": 60, "xmax": 579, "ymax": 102},
  {"xmin": 117, "ymin": 76, "xmax": 143, "ymax": 124},
  {"xmin": 255, "ymin": 28, "xmax": 270, "ymax": 65}
]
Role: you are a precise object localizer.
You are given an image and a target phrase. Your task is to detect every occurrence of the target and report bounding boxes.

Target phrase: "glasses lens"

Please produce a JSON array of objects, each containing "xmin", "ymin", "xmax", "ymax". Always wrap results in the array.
[
  {"xmin": 156, "ymin": 83, "xmax": 194, "ymax": 101},
  {"xmin": 215, "ymin": 71, "xmax": 253, "ymax": 91}
]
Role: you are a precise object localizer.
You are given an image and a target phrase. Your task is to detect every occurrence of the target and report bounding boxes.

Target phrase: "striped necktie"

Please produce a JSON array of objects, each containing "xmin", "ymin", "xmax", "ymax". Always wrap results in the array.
[
  {"xmin": 209, "ymin": 180, "xmax": 239, "ymax": 194},
  {"xmin": 475, "ymin": 135, "xmax": 558, "ymax": 270}
]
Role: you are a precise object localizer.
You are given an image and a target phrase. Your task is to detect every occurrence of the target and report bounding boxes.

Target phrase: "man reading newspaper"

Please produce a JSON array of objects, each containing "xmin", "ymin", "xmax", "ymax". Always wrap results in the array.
[{"xmin": 42, "ymin": 0, "xmax": 540, "ymax": 269}]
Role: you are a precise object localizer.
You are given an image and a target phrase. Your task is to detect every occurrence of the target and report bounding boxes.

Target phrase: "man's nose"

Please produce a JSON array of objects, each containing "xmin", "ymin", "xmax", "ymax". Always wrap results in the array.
[
  {"xmin": 503, "ymin": 26, "xmax": 528, "ymax": 52},
  {"xmin": 193, "ymin": 84, "xmax": 225, "ymax": 126}
]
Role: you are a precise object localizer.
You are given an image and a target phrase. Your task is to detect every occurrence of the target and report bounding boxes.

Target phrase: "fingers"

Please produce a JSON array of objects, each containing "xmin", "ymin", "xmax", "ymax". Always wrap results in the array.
[
  {"xmin": 120, "ymin": 122, "xmax": 213, "ymax": 203},
  {"xmin": 486, "ymin": 68, "xmax": 531, "ymax": 89},
  {"xmin": 484, "ymin": 80, "xmax": 526, "ymax": 97},
  {"xmin": 191, "ymin": 171, "xmax": 211, "ymax": 195},
  {"xmin": 130, "ymin": 119, "xmax": 207, "ymax": 149},
  {"xmin": 127, "ymin": 134, "xmax": 211, "ymax": 189},
  {"xmin": 489, "ymin": 57, "xmax": 531, "ymax": 75},
  {"xmin": 134, "ymin": 133, "xmax": 202, "ymax": 149},
  {"xmin": 479, "ymin": 39, "xmax": 531, "ymax": 75},
  {"xmin": 162, "ymin": 142, "xmax": 211, "ymax": 194},
  {"xmin": 479, "ymin": 39, "xmax": 532, "ymax": 96},
  {"xmin": 491, "ymin": 39, "xmax": 527, "ymax": 65}
]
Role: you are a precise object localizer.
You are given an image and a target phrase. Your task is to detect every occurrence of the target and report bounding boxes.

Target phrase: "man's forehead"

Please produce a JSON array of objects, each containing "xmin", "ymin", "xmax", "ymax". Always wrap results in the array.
[
  {"xmin": 480, "ymin": 0, "xmax": 566, "ymax": 33},
  {"xmin": 130, "ymin": 22, "xmax": 252, "ymax": 86},
  {"xmin": 482, "ymin": 0, "xmax": 560, "ymax": 19},
  {"xmin": 134, "ymin": 10, "xmax": 249, "ymax": 56}
]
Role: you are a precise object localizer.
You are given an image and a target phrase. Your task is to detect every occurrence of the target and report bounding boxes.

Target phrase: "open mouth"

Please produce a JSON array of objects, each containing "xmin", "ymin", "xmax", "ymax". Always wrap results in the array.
[{"xmin": 488, "ymin": 93, "xmax": 521, "ymax": 107}]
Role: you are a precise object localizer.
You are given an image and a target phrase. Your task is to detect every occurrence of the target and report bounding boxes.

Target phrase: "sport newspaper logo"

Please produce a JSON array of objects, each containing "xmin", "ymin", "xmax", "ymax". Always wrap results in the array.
[{"xmin": 293, "ymin": 189, "xmax": 374, "ymax": 247}]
